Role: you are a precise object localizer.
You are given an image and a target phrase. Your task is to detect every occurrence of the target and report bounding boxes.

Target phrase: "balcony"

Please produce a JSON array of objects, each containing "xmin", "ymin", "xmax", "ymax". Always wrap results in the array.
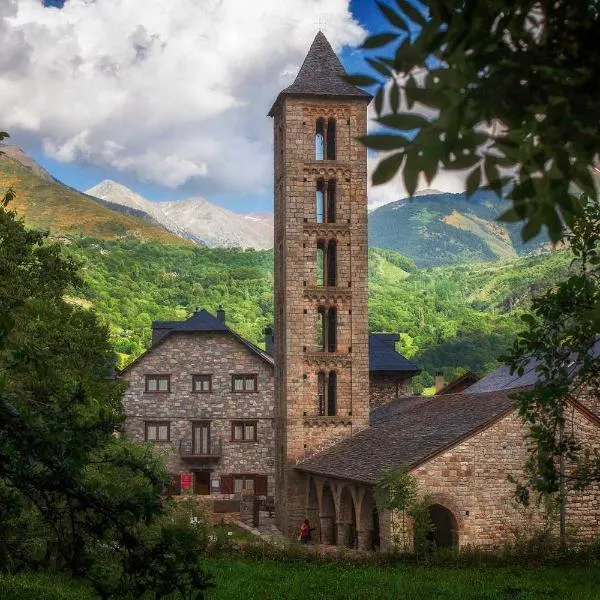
[{"xmin": 178, "ymin": 437, "xmax": 223, "ymax": 460}]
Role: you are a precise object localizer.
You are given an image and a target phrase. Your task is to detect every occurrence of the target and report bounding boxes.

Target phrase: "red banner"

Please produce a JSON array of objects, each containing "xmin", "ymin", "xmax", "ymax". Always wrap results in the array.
[{"xmin": 180, "ymin": 472, "xmax": 192, "ymax": 491}]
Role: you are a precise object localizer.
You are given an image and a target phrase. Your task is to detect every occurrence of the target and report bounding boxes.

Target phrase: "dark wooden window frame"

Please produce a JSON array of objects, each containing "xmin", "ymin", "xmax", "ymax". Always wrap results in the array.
[
  {"xmin": 145, "ymin": 374, "xmax": 171, "ymax": 393},
  {"xmin": 231, "ymin": 374, "xmax": 258, "ymax": 393},
  {"xmin": 192, "ymin": 374, "xmax": 212, "ymax": 393},
  {"xmin": 192, "ymin": 420, "xmax": 211, "ymax": 454},
  {"xmin": 145, "ymin": 421, "xmax": 171, "ymax": 442},
  {"xmin": 231, "ymin": 420, "xmax": 258, "ymax": 442}
]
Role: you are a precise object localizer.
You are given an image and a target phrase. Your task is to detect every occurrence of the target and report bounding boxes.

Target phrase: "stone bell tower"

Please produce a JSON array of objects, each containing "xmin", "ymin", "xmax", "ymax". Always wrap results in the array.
[{"xmin": 268, "ymin": 32, "xmax": 372, "ymax": 535}]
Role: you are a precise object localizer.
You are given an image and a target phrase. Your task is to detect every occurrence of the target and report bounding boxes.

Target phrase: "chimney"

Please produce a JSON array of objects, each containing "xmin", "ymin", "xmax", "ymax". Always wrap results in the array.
[
  {"xmin": 264, "ymin": 325, "xmax": 274, "ymax": 355},
  {"xmin": 434, "ymin": 371, "xmax": 445, "ymax": 393},
  {"xmin": 216, "ymin": 305, "xmax": 225, "ymax": 323}
]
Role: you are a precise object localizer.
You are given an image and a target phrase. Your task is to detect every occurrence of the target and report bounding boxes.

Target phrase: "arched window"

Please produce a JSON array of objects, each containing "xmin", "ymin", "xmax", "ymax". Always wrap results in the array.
[
  {"xmin": 327, "ymin": 371, "xmax": 337, "ymax": 415},
  {"xmin": 316, "ymin": 179, "xmax": 325, "ymax": 224},
  {"xmin": 316, "ymin": 119, "xmax": 325, "ymax": 160},
  {"xmin": 317, "ymin": 308, "xmax": 326, "ymax": 352},
  {"xmin": 326, "ymin": 240, "xmax": 337, "ymax": 287},
  {"xmin": 327, "ymin": 307, "xmax": 337, "ymax": 352},
  {"xmin": 326, "ymin": 118, "xmax": 336, "ymax": 160},
  {"xmin": 326, "ymin": 179, "xmax": 336, "ymax": 223},
  {"xmin": 317, "ymin": 371, "xmax": 326, "ymax": 415},
  {"xmin": 316, "ymin": 241, "xmax": 325, "ymax": 287}
]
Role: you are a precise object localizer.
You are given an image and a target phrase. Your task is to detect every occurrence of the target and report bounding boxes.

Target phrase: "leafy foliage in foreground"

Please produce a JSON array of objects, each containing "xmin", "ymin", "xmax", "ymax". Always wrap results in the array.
[
  {"xmin": 353, "ymin": 1, "xmax": 599, "ymax": 244},
  {"xmin": 0, "ymin": 191, "xmax": 210, "ymax": 598}
]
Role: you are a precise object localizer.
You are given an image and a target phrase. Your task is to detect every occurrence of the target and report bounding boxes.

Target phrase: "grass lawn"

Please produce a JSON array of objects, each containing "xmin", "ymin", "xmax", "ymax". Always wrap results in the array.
[{"xmin": 2, "ymin": 560, "xmax": 599, "ymax": 599}]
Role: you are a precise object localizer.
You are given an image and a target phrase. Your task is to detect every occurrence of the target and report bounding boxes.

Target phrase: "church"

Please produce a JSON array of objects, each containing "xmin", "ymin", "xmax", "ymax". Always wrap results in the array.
[{"xmin": 121, "ymin": 32, "xmax": 600, "ymax": 551}]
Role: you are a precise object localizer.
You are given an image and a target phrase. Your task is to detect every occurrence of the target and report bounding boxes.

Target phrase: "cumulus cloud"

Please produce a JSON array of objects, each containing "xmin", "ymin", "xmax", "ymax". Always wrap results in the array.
[{"xmin": 1, "ymin": 0, "xmax": 364, "ymax": 200}]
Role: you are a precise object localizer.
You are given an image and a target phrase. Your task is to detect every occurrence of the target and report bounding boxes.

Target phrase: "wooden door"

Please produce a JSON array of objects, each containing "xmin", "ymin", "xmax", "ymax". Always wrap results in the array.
[{"xmin": 193, "ymin": 471, "xmax": 211, "ymax": 495}]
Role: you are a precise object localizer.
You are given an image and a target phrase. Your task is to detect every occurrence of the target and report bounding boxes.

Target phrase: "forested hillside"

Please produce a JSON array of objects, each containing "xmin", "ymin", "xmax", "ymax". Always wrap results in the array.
[
  {"xmin": 62, "ymin": 238, "xmax": 570, "ymax": 390},
  {"xmin": 369, "ymin": 190, "xmax": 551, "ymax": 267}
]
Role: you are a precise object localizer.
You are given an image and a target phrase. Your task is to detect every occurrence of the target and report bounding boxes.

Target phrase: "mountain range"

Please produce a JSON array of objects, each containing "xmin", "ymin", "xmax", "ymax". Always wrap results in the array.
[{"xmin": 86, "ymin": 180, "xmax": 274, "ymax": 250}]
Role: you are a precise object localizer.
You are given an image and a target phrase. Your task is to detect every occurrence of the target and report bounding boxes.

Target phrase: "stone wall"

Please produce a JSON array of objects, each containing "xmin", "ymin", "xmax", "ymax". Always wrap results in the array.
[
  {"xmin": 121, "ymin": 331, "xmax": 276, "ymax": 496},
  {"xmin": 273, "ymin": 94, "xmax": 371, "ymax": 536},
  {"xmin": 369, "ymin": 373, "xmax": 412, "ymax": 410},
  {"xmin": 407, "ymin": 404, "xmax": 600, "ymax": 547}
]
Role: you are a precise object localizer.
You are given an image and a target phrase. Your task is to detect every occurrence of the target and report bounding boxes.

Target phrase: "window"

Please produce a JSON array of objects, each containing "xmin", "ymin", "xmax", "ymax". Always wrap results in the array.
[
  {"xmin": 317, "ymin": 306, "xmax": 337, "ymax": 353},
  {"xmin": 193, "ymin": 421, "xmax": 210, "ymax": 454},
  {"xmin": 315, "ymin": 118, "xmax": 325, "ymax": 160},
  {"xmin": 326, "ymin": 179, "xmax": 336, "ymax": 223},
  {"xmin": 231, "ymin": 420, "xmax": 258, "ymax": 442},
  {"xmin": 192, "ymin": 374, "xmax": 212, "ymax": 393},
  {"xmin": 145, "ymin": 421, "xmax": 170, "ymax": 441},
  {"xmin": 317, "ymin": 371, "xmax": 337, "ymax": 416},
  {"xmin": 326, "ymin": 240, "xmax": 337, "ymax": 286},
  {"xmin": 231, "ymin": 374, "xmax": 258, "ymax": 392},
  {"xmin": 316, "ymin": 241, "xmax": 325, "ymax": 286},
  {"xmin": 326, "ymin": 118, "xmax": 336, "ymax": 160},
  {"xmin": 234, "ymin": 476, "xmax": 255, "ymax": 494},
  {"xmin": 145, "ymin": 374, "xmax": 170, "ymax": 393},
  {"xmin": 315, "ymin": 179, "xmax": 325, "ymax": 223}
]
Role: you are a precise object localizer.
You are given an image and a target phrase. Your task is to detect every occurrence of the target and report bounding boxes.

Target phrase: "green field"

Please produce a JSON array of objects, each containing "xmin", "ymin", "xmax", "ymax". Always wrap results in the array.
[{"xmin": 3, "ymin": 560, "xmax": 600, "ymax": 600}]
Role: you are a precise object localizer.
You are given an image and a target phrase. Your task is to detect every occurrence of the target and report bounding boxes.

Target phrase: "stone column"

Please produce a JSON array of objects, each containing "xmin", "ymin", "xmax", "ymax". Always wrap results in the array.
[
  {"xmin": 357, "ymin": 530, "xmax": 371, "ymax": 551},
  {"xmin": 320, "ymin": 515, "xmax": 335, "ymax": 545},
  {"xmin": 337, "ymin": 522, "xmax": 351, "ymax": 547}
]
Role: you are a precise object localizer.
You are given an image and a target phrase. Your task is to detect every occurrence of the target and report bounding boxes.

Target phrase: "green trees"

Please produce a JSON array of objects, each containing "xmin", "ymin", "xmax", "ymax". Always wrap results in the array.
[{"xmin": 0, "ymin": 187, "xmax": 210, "ymax": 598}]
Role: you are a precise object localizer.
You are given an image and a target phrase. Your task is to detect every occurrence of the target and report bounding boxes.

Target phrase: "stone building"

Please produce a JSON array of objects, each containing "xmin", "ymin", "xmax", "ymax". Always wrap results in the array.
[
  {"xmin": 120, "ymin": 308, "xmax": 276, "ymax": 497},
  {"xmin": 268, "ymin": 31, "xmax": 600, "ymax": 549},
  {"xmin": 119, "ymin": 307, "xmax": 418, "ymax": 499}
]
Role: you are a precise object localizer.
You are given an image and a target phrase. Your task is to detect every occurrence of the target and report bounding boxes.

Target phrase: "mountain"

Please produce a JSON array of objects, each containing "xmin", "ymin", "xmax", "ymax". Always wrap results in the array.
[
  {"xmin": 0, "ymin": 145, "xmax": 190, "ymax": 246},
  {"xmin": 368, "ymin": 190, "xmax": 550, "ymax": 268},
  {"xmin": 86, "ymin": 180, "xmax": 274, "ymax": 249}
]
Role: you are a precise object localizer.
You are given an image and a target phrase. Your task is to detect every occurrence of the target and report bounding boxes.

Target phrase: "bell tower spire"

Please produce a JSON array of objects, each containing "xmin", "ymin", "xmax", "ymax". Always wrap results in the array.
[{"xmin": 269, "ymin": 32, "xmax": 371, "ymax": 536}]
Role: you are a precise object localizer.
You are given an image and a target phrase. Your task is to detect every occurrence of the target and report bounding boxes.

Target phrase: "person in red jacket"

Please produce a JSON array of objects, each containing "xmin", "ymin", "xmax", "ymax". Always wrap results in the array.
[{"xmin": 299, "ymin": 519, "xmax": 312, "ymax": 544}]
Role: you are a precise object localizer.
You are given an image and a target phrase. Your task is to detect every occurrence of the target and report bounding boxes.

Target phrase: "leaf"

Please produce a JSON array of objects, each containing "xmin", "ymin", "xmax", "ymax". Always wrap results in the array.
[
  {"xmin": 377, "ymin": 1, "xmax": 408, "ymax": 30},
  {"xmin": 0, "ymin": 132, "xmax": 9, "ymax": 141},
  {"xmin": 372, "ymin": 152, "xmax": 405, "ymax": 185},
  {"xmin": 484, "ymin": 159, "xmax": 501, "ymax": 193},
  {"xmin": 521, "ymin": 218, "xmax": 542, "ymax": 242},
  {"xmin": 403, "ymin": 152, "xmax": 419, "ymax": 196},
  {"xmin": 366, "ymin": 58, "xmax": 393, "ymax": 78},
  {"xmin": 361, "ymin": 33, "xmax": 399, "ymax": 49},
  {"xmin": 343, "ymin": 74, "xmax": 379, "ymax": 87},
  {"xmin": 395, "ymin": 0, "xmax": 427, "ymax": 26},
  {"xmin": 374, "ymin": 85, "xmax": 384, "ymax": 117},
  {"xmin": 498, "ymin": 208, "xmax": 524, "ymax": 223},
  {"xmin": 405, "ymin": 84, "xmax": 447, "ymax": 109},
  {"xmin": 390, "ymin": 80, "xmax": 400, "ymax": 114},
  {"xmin": 378, "ymin": 112, "xmax": 428, "ymax": 131},
  {"xmin": 443, "ymin": 152, "xmax": 479, "ymax": 170},
  {"xmin": 572, "ymin": 162, "xmax": 596, "ymax": 196},
  {"xmin": 359, "ymin": 134, "xmax": 408, "ymax": 151},
  {"xmin": 465, "ymin": 167, "xmax": 481, "ymax": 197}
]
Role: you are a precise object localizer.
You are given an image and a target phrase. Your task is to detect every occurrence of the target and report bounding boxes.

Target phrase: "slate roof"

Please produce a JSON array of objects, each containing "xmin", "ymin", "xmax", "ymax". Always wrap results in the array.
[
  {"xmin": 268, "ymin": 31, "xmax": 371, "ymax": 116},
  {"xmin": 436, "ymin": 371, "xmax": 480, "ymax": 395},
  {"xmin": 369, "ymin": 334, "xmax": 420, "ymax": 373},
  {"xmin": 153, "ymin": 309, "xmax": 228, "ymax": 334},
  {"xmin": 296, "ymin": 390, "xmax": 516, "ymax": 484},
  {"xmin": 466, "ymin": 340, "xmax": 600, "ymax": 394}
]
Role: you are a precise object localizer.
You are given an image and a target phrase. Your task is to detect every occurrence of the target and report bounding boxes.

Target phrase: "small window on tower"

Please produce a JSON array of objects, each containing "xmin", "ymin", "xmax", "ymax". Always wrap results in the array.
[
  {"xmin": 316, "ymin": 118, "xmax": 325, "ymax": 160},
  {"xmin": 316, "ymin": 179, "xmax": 325, "ymax": 223},
  {"xmin": 326, "ymin": 179, "xmax": 336, "ymax": 223},
  {"xmin": 326, "ymin": 118, "xmax": 336, "ymax": 160},
  {"xmin": 327, "ymin": 371, "xmax": 337, "ymax": 416},
  {"xmin": 326, "ymin": 240, "xmax": 337, "ymax": 287},
  {"xmin": 316, "ymin": 240, "xmax": 325, "ymax": 287}
]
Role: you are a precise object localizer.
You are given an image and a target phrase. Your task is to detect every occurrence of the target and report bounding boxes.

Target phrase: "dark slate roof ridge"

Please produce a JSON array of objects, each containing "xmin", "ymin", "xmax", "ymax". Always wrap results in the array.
[
  {"xmin": 435, "ymin": 370, "xmax": 480, "ymax": 395},
  {"xmin": 368, "ymin": 334, "xmax": 420, "ymax": 373},
  {"xmin": 297, "ymin": 389, "xmax": 520, "ymax": 484},
  {"xmin": 268, "ymin": 31, "xmax": 371, "ymax": 115}
]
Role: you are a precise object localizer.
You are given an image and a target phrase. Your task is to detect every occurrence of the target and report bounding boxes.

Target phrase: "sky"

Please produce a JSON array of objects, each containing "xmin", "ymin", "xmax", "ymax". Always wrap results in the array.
[{"xmin": 1, "ymin": 0, "xmax": 465, "ymax": 213}]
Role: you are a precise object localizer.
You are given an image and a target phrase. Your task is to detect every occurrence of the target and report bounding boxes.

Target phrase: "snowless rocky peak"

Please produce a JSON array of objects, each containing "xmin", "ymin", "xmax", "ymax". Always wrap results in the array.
[{"xmin": 85, "ymin": 180, "xmax": 274, "ymax": 249}]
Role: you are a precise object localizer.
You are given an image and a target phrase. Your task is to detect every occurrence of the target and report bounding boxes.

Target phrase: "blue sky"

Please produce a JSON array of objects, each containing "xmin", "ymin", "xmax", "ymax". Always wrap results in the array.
[{"xmin": 4, "ymin": 0, "xmax": 415, "ymax": 213}]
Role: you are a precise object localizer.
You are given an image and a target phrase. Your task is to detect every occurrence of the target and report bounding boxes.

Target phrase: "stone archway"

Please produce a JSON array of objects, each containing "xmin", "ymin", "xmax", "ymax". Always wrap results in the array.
[
  {"xmin": 338, "ymin": 486, "xmax": 357, "ymax": 548},
  {"xmin": 427, "ymin": 504, "xmax": 459, "ymax": 549},
  {"xmin": 358, "ymin": 489, "xmax": 380, "ymax": 551},
  {"xmin": 320, "ymin": 483, "xmax": 337, "ymax": 545},
  {"xmin": 307, "ymin": 477, "xmax": 320, "ymax": 543}
]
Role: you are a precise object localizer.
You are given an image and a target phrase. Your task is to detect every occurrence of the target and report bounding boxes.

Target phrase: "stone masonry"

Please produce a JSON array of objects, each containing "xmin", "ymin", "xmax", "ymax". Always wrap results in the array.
[
  {"xmin": 270, "ymin": 33, "xmax": 372, "ymax": 536},
  {"xmin": 121, "ymin": 331, "xmax": 275, "ymax": 496}
]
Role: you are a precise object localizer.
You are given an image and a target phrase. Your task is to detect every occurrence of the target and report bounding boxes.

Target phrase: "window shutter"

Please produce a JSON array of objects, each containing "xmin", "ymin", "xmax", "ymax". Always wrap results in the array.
[
  {"xmin": 220, "ymin": 475, "xmax": 234, "ymax": 494},
  {"xmin": 254, "ymin": 475, "xmax": 268, "ymax": 496}
]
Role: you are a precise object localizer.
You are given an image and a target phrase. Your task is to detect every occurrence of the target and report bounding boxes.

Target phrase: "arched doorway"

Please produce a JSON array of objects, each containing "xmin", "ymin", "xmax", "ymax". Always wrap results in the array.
[
  {"xmin": 359, "ymin": 490, "xmax": 380, "ymax": 551},
  {"xmin": 427, "ymin": 504, "xmax": 458, "ymax": 549},
  {"xmin": 320, "ymin": 483, "xmax": 337, "ymax": 545},
  {"xmin": 307, "ymin": 478, "xmax": 320, "ymax": 543},
  {"xmin": 339, "ymin": 486, "xmax": 357, "ymax": 548}
]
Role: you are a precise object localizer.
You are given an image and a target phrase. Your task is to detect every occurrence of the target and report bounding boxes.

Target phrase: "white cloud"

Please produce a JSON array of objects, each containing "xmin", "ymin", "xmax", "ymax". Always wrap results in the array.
[{"xmin": 1, "ymin": 0, "xmax": 364, "ymax": 200}]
